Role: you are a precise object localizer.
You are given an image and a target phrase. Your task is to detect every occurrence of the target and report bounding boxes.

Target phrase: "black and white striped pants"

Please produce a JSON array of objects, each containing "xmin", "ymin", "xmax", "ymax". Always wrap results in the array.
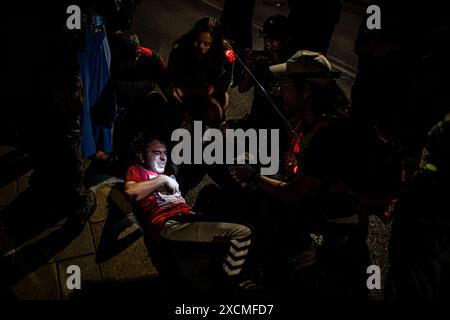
[{"xmin": 160, "ymin": 218, "xmax": 253, "ymax": 277}]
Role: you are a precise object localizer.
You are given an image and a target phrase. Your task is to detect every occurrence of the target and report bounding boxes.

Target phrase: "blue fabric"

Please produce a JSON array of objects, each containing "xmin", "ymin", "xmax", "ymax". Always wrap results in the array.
[{"xmin": 78, "ymin": 28, "xmax": 115, "ymax": 158}]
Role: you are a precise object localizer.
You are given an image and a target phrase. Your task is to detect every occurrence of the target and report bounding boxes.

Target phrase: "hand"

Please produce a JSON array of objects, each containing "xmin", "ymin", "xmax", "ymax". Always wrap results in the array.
[
  {"xmin": 170, "ymin": 86, "xmax": 185, "ymax": 103},
  {"xmin": 228, "ymin": 165, "xmax": 258, "ymax": 184},
  {"xmin": 163, "ymin": 175, "xmax": 180, "ymax": 194},
  {"xmin": 207, "ymin": 85, "xmax": 215, "ymax": 96}
]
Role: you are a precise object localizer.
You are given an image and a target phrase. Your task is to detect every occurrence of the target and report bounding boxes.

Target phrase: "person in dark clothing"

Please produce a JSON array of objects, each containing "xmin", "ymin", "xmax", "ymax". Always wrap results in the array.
[
  {"xmin": 229, "ymin": 50, "xmax": 369, "ymax": 300},
  {"xmin": 167, "ymin": 17, "xmax": 236, "ymax": 195},
  {"xmin": 386, "ymin": 112, "xmax": 450, "ymax": 301},
  {"xmin": 109, "ymin": 30, "xmax": 170, "ymax": 170},
  {"xmin": 77, "ymin": 12, "xmax": 116, "ymax": 162},
  {"xmin": 3, "ymin": 1, "xmax": 97, "ymax": 225},
  {"xmin": 110, "ymin": 30, "xmax": 169, "ymax": 111},
  {"xmin": 168, "ymin": 16, "xmax": 235, "ymax": 128},
  {"xmin": 351, "ymin": 0, "xmax": 450, "ymax": 178}
]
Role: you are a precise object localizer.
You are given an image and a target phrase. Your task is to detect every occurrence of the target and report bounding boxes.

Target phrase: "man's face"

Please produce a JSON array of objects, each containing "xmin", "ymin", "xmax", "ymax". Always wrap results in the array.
[
  {"xmin": 279, "ymin": 76, "xmax": 301, "ymax": 110},
  {"xmin": 194, "ymin": 31, "xmax": 214, "ymax": 56},
  {"xmin": 264, "ymin": 37, "xmax": 284, "ymax": 52},
  {"xmin": 144, "ymin": 140, "xmax": 168, "ymax": 173}
]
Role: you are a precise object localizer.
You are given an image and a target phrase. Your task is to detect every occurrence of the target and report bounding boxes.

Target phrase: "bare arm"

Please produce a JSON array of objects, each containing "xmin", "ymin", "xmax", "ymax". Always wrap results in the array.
[
  {"xmin": 255, "ymin": 174, "xmax": 323, "ymax": 206},
  {"xmin": 229, "ymin": 165, "xmax": 323, "ymax": 207},
  {"xmin": 125, "ymin": 175, "xmax": 178, "ymax": 202}
]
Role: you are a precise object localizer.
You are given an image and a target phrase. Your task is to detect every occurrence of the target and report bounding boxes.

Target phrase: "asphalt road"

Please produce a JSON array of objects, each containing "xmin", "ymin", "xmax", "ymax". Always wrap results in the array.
[{"xmin": 132, "ymin": 0, "xmax": 365, "ymax": 105}]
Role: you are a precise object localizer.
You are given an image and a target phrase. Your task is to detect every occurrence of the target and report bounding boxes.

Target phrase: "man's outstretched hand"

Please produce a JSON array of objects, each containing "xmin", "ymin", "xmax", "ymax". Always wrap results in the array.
[{"xmin": 228, "ymin": 165, "xmax": 258, "ymax": 184}]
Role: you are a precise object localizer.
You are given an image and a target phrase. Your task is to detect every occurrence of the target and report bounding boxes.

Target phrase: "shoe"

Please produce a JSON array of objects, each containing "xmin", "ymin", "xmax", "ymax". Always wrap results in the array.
[
  {"xmin": 237, "ymin": 278, "xmax": 263, "ymax": 290},
  {"xmin": 232, "ymin": 277, "xmax": 280, "ymax": 302},
  {"xmin": 288, "ymin": 241, "xmax": 317, "ymax": 275},
  {"xmin": 218, "ymin": 274, "xmax": 264, "ymax": 298}
]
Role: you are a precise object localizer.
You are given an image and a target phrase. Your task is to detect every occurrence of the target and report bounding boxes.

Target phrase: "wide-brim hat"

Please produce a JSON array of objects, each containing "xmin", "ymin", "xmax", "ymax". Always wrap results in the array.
[{"xmin": 269, "ymin": 50, "xmax": 339, "ymax": 86}]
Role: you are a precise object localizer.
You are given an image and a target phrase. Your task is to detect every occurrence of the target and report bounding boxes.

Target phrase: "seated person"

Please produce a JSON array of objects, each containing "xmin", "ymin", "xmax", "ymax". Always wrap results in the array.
[
  {"xmin": 167, "ymin": 17, "xmax": 237, "ymax": 194},
  {"xmin": 124, "ymin": 133, "xmax": 255, "ymax": 292},
  {"xmin": 168, "ymin": 16, "xmax": 235, "ymax": 128},
  {"xmin": 229, "ymin": 51, "xmax": 370, "ymax": 300},
  {"xmin": 387, "ymin": 112, "xmax": 450, "ymax": 301},
  {"xmin": 110, "ymin": 31, "xmax": 170, "ymax": 168}
]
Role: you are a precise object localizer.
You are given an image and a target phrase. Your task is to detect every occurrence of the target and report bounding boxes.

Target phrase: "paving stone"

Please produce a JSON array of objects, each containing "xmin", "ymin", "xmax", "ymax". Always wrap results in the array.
[
  {"xmin": 90, "ymin": 180, "xmax": 131, "ymax": 223},
  {"xmin": 0, "ymin": 180, "xmax": 17, "ymax": 207},
  {"xmin": 49, "ymin": 223, "xmax": 95, "ymax": 263},
  {"xmin": 107, "ymin": 183, "xmax": 133, "ymax": 215},
  {"xmin": 17, "ymin": 170, "xmax": 33, "ymax": 194},
  {"xmin": 91, "ymin": 221, "xmax": 159, "ymax": 281},
  {"xmin": 8, "ymin": 223, "xmax": 95, "ymax": 277},
  {"xmin": 13, "ymin": 223, "xmax": 63, "ymax": 256},
  {"xmin": 13, "ymin": 263, "xmax": 60, "ymax": 300},
  {"xmin": 0, "ymin": 224, "xmax": 15, "ymax": 256},
  {"xmin": 90, "ymin": 183, "xmax": 111, "ymax": 223}
]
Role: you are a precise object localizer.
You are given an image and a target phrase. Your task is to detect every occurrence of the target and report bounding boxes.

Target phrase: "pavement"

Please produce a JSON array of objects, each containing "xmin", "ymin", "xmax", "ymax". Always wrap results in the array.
[{"xmin": 0, "ymin": 145, "xmax": 161, "ymax": 300}]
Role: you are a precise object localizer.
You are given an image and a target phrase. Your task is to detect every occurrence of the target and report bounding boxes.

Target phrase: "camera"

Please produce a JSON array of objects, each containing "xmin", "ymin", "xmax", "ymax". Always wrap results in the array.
[{"xmin": 251, "ymin": 50, "xmax": 272, "ymax": 64}]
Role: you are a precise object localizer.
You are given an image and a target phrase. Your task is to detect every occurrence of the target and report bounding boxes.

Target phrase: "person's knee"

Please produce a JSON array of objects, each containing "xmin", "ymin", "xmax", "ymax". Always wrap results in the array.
[{"xmin": 234, "ymin": 223, "xmax": 253, "ymax": 240}]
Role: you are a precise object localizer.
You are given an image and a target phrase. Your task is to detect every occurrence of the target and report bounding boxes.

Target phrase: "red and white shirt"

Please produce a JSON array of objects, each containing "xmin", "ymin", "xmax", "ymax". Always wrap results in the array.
[{"xmin": 126, "ymin": 165, "xmax": 192, "ymax": 240}]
